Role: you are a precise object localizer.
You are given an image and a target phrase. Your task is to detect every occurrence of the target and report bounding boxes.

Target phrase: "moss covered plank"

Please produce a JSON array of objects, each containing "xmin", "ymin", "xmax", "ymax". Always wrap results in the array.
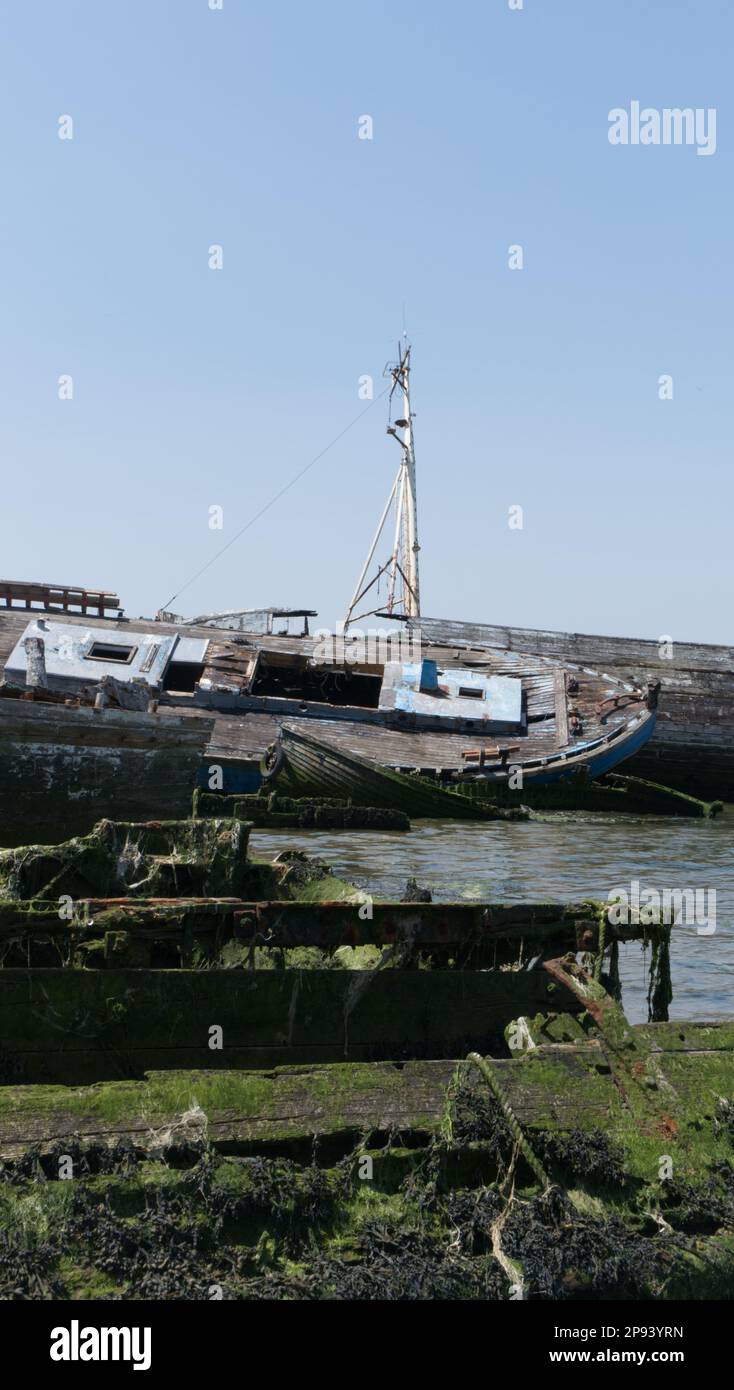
[
  {"xmin": 486, "ymin": 1037, "xmax": 734, "ymax": 1185},
  {"xmin": 0, "ymin": 897, "xmax": 645, "ymax": 961},
  {"xmin": 194, "ymin": 789, "xmax": 411, "ymax": 830},
  {"xmin": 0, "ymin": 966, "xmax": 579, "ymax": 1082},
  {"xmin": 0, "ymin": 1049, "xmax": 623, "ymax": 1158},
  {"xmin": 635, "ymin": 1020, "xmax": 734, "ymax": 1052},
  {"xmin": 0, "ymin": 1061, "xmax": 458, "ymax": 1158},
  {"xmin": 1, "ymin": 1035, "xmax": 731, "ymax": 1168}
]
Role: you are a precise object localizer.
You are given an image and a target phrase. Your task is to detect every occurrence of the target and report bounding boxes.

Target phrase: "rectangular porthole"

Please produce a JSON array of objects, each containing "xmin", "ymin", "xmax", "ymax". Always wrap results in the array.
[{"xmin": 85, "ymin": 642, "xmax": 137, "ymax": 664}]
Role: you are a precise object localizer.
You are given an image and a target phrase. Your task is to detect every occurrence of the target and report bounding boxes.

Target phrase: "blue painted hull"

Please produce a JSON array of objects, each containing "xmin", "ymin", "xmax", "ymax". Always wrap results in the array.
[
  {"xmin": 197, "ymin": 711, "xmax": 658, "ymax": 797},
  {"xmin": 523, "ymin": 713, "xmax": 658, "ymax": 785}
]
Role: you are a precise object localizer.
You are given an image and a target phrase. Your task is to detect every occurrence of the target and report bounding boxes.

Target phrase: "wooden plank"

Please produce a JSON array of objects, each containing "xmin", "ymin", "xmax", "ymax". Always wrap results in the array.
[
  {"xmin": 0, "ymin": 967, "xmax": 581, "ymax": 1083},
  {"xmin": 0, "ymin": 1032, "xmax": 730, "ymax": 1159},
  {"xmin": 0, "ymin": 898, "xmax": 617, "ymax": 961},
  {"xmin": 554, "ymin": 667, "xmax": 569, "ymax": 747},
  {"xmin": 0, "ymin": 1062, "xmax": 457, "ymax": 1157},
  {"xmin": 407, "ymin": 614, "xmax": 734, "ymax": 676}
]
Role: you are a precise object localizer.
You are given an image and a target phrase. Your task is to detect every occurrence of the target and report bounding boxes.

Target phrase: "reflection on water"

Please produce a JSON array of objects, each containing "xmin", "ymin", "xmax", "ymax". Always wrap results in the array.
[{"xmin": 252, "ymin": 810, "xmax": 734, "ymax": 1025}]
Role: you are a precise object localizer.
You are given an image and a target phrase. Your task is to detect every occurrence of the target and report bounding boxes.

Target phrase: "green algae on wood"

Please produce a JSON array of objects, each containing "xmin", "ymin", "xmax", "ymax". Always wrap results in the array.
[
  {"xmin": 1, "ymin": 1021, "xmax": 731, "ymax": 1173},
  {"xmin": 1, "ymin": 1044, "xmax": 731, "ymax": 1300},
  {"xmin": 456, "ymin": 768, "xmax": 724, "ymax": 818},
  {"xmin": 0, "ymin": 817, "xmax": 254, "ymax": 901},
  {"xmin": 0, "ymin": 966, "xmax": 581, "ymax": 1083},
  {"xmin": 193, "ymin": 788, "xmax": 411, "ymax": 831},
  {"xmin": 0, "ymin": 896, "xmax": 661, "ymax": 970}
]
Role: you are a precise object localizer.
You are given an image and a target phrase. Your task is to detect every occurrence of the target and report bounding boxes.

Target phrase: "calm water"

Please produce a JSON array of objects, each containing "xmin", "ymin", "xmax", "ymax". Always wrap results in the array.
[{"xmin": 252, "ymin": 809, "xmax": 734, "ymax": 1025}]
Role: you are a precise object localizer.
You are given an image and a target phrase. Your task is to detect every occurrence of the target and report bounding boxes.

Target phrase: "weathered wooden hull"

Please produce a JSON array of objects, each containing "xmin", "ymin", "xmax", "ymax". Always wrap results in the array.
[
  {"xmin": 0, "ymin": 609, "xmax": 661, "ymax": 815},
  {"xmin": 262, "ymin": 724, "xmax": 522, "ymax": 817},
  {"xmin": 406, "ymin": 616, "xmax": 734, "ymax": 800},
  {"xmin": 0, "ymin": 697, "xmax": 214, "ymax": 846},
  {"xmin": 263, "ymin": 717, "xmax": 658, "ymax": 816}
]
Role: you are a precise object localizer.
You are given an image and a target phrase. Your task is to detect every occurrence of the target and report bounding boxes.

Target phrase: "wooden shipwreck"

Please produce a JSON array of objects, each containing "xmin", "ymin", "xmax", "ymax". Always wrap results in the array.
[
  {"xmin": 340, "ymin": 341, "xmax": 733, "ymax": 802},
  {"xmin": 0, "ymin": 599, "xmax": 661, "ymax": 840},
  {"xmin": 0, "ymin": 815, "xmax": 731, "ymax": 1300},
  {"xmin": 260, "ymin": 721, "xmax": 724, "ymax": 821},
  {"xmin": 2, "ymin": 336, "xmax": 729, "ymax": 823}
]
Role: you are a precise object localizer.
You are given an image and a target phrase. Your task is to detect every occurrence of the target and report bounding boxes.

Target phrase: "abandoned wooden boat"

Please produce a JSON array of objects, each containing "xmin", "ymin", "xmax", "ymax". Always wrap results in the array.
[
  {"xmin": 0, "ymin": 600, "xmax": 660, "ymax": 821},
  {"xmin": 1, "ymin": 815, "xmax": 731, "ymax": 1300},
  {"xmin": 260, "ymin": 719, "xmax": 663, "ymax": 819},
  {"xmin": 1, "ymin": 336, "xmax": 728, "ymax": 818},
  {"xmin": 0, "ymin": 341, "xmax": 669, "ymax": 833},
  {"xmin": 340, "ymin": 341, "xmax": 732, "ymax": 801},
  {"xmin": 261, "ymin": 724, "xmax": 528, "ymax": 818}
]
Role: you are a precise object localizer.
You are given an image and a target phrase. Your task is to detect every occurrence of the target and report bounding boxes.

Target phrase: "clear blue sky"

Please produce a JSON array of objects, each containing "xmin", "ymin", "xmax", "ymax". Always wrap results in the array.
[{"xmin": 1, "ymin": 0, "xmax": 730, "ymax": 642}]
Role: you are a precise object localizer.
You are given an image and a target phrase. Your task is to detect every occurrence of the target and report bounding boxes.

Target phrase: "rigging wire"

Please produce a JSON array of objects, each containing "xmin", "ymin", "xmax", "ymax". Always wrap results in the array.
[{"xmin": 158, "ymin": 383, "xmax": 390, "ymax": 613}]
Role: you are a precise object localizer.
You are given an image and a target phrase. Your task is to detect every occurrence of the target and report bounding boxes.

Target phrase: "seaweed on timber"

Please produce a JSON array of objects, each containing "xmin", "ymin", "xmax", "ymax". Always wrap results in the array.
[{"xmin": 1, "ymin": 1126, "xmax": 732, "ymax": 1300}]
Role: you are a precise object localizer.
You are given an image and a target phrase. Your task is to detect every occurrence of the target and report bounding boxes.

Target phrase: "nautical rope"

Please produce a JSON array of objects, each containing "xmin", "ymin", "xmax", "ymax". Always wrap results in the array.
[
  {"xmin": 594, "ymin": 904, "xmax": 607, "ymax": 982},
  {"xmin": 465, "ymin": 1051, "xmax": 549, "ymax": 1188}
]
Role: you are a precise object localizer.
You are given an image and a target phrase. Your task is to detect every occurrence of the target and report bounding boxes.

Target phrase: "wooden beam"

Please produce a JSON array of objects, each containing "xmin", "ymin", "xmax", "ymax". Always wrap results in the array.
[
  {"xmin": 0, "ymin": 1025, "xmax": 731, "ymax": 1160},
  {"xmin": 554, "ymin": 667, "xmax": 569, "ymax": 747},
  {"xmin": 0, "ymin": 966, "xmax": 583, "ymax": 1083}
]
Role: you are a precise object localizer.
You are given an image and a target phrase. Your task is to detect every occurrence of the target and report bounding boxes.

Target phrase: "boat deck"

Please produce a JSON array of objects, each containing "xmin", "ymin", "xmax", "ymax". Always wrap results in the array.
[{"xmin": 0, "ymin": 610, "xmax": 646, "ymax": 775}]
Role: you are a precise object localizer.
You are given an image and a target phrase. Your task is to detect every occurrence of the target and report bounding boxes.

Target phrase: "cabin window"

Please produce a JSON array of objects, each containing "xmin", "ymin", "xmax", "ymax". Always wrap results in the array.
[
  {"xmin": 85, "ymin": 641, "xmax": 137, "ymax": 664},
  {"xmin": 458, "ymin": 685, "xmax": 484, "ymax": 700}
]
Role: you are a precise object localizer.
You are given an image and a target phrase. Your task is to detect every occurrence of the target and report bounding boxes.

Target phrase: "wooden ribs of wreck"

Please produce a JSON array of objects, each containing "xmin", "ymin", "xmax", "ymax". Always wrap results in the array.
[{"xmin": 0, "ymin": 890, "xmax": 668, "ymax": 1083}]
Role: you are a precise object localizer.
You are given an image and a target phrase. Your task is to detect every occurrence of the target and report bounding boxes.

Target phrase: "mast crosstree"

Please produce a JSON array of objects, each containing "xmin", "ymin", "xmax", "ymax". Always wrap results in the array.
[{"xmin": 344, "ymin": 340, "xmax": 421, "ymax": 629}]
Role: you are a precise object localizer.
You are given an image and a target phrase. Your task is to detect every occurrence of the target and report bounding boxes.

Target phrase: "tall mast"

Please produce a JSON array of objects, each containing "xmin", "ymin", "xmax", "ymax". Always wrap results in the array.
[{"xmin": 343, "ymin": 338, "xmax": 421, "ymax": 629}]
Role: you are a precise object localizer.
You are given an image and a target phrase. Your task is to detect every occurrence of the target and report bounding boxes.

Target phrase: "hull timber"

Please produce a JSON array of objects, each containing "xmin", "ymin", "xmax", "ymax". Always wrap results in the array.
[
  {"xmin": 263, "ymin": 724, "xmax": 527, "ymax": 819},
  {"xmin": 2, "ymin": 1027, "xmax": 731, "ymax": 1160},
  {"xmin": 457, "ymin": 769, "xmax": 723, "ymax": 817},
  {"xmin": 404, "ymin": 615, "xmax": 734, "ymax": 801},
  {"xmin": 0, "ymin": 696, "xmax": 213, "ymax": 846}
]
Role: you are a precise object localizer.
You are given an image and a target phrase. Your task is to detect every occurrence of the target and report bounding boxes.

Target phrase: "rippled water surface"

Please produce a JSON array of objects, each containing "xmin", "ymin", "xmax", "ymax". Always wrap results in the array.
[{"xmin": 252, "ymin": 809, "xmax": 734, "ymax": 1025}]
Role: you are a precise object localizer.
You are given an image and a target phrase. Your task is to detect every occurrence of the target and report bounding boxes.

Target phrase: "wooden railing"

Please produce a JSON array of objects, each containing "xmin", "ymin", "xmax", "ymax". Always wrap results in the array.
[{"xmin": 0, "ymin": 579, "xmax": 122, "ymax": 617}]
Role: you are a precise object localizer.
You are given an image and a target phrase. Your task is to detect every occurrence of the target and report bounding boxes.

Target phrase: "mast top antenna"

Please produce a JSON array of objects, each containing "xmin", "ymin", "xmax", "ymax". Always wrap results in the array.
[{"xmin": 344, "ymin": 335, "xmax": 420, "ymax": 629}]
